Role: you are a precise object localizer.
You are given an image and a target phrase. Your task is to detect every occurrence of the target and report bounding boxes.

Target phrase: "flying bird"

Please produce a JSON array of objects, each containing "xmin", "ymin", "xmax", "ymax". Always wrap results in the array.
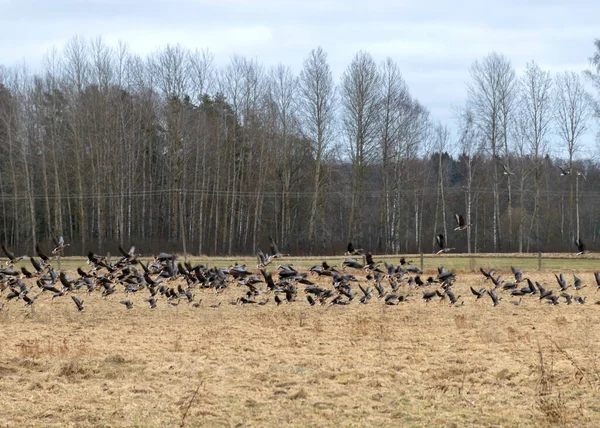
[
  {"xmin": 500, "ymin": 162, "xmax": 515, "ymax": 176},
  {"xmin": 51, "ymin": 236, "xmax": 70, "ymax": 255},
  {"xmin": 575, "ymin": 238, "xmax": 586, "ymax": 256},
  {"xmin": 435, "ymin": 234, "xmax": 454, "ymax": 255},
  {"xmin": 71, "ymin": 295, "xmax": 85, "ymax": 312},
  {"xmin": 453, "ymin": 213, "xmax": 470, "ymax": 231}
]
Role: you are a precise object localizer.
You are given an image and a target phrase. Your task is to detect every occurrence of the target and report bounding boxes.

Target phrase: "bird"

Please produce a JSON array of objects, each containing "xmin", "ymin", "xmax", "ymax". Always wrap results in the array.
[
  {"xmin": 555, "ymin": 273, "xmax": 569, "ymax": 292},
  {"xmin": 268, "ymin": 236, "xmax": 289, "ymax": 259},
  {"xmin": 479, "ymin": 268, "xmax": 496, "ymax": 281},
  {"xmin": 345, "ymin": 242, "xmax": 364, "ymax": 256},
  {"xmin": 488, "ymin": 289, "xmax": 501, "ymax": 307},
  {"xmin": 500, "ymin": 161, "xmax": 515, "ymax": 176},
  {"xmin": 120, "ymin": 300, "xmax": 133, "ymax": 310},
  {"xmin": 1, "ymin": 244, "xmax": 27, "ymax": 266},
  {"xmin": 435, "ymin": 234, "xmax": 454, "ymax": 255},
  {"xmin": 573, "ymin": 275, "xmax": 585, "ymax": 291},
  {"xmin": 51, "ymin": 236, "xmax": 69, "ymax": 256},
  {"xmin": 470, "ymin": 286, "xmax": 487, "ymax": 299},
  {"xmin": 575, "ymin": 238, "xmax": 586, "ymax": 256},
  {"xmin": 36, "ymin": 244, "xmax": 51, "ymax": 265},
  {"xmin": 71, "ymin": 295, "xmax": 84, "ymax": 312},
  {"xmin": 422, "ymin": 290, "xmax": 443, "ymax": 303},
  {"xmin": 511, "ymin": 266, "xmax": 524, "ymax": 283},
  {"xmin": 453, "ymin": 213, "xmax": 470, "ymax": 231},
  {"xmin": 558, "ymin": 165, "xmax": 569, "ymax": 176}
]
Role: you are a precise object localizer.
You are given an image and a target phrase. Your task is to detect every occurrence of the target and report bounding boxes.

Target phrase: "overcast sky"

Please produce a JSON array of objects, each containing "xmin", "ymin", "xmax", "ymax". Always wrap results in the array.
[{"xmin": 1, "ymin": 0, "xmax": 599, "ymax": 155}]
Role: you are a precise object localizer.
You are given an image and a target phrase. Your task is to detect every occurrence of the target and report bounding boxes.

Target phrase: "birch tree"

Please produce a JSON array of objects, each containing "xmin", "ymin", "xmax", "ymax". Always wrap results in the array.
[{"xmin": 298, "ymin": 47, "xmax": 336, "ymax": 251}]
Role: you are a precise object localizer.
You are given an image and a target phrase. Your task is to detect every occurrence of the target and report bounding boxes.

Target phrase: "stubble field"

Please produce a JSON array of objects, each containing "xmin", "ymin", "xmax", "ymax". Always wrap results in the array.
[{"xmin": 1, "ymin": 253, "xmax": 600, "ymax": 427}]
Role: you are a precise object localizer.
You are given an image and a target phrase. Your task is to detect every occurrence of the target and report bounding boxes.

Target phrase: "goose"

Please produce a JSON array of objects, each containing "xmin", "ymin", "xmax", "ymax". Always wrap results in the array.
[
  {"xmin": 384, "ymin": 294, "xmax": 400, "ymax": 305},
  {"xmin": 453, "ymin": 213, "xmax": 471, "ymax": 231},
  {"xmin": 435, "ymin": 234, "xmax": 454, "ymax": 255},
  {"xmin": 358, "ymin": 284, "xmax": 372, "ymax": 303},
  {"xmin": 561, "ymin": 292, "xmax": 573, "ymax": 305},
  {"xmin": 345, "ymin": 242, "xmax": 364, "ymax": 256},
  {"xmin": 364, "ymin": 252, "xmax": 381, "ymax": 270},
  {"xmin": 479, "ymin": 267, "xmax": 496, "ymax": 281},
  {"xmin": 558, "ymin": 165, "xmax": 569, "ymax": 176},
  {"xmin": 51, "ymin": 236, "xmax": 69, "ymax": 255},
  {"xmin": 36, "ymin": 245, "xmax": 51, "ymax": 265},
  {"xmin": 575, "ymin": 238, "xmax": 586, "ymax": 256},
  {"xmin": 445, "ymin": 288, "xmax": 461, "ymax": 305},
  {"xmin": 120, "ymin": 300, "xmax": 133, "ymax": 309},
  {"xmin": 22, "ymin": 294, "xmax": 38, "ymax": 306},
  {"xmin": 256, "ymin": 249, "xmax": 273, "ymax": 268},
  {"xmin": 30, "ymin": 257, "xmax": 43, "ymax": 274},
  {"xmin": 342, "ymin": 258, "xmax": 364, "ymax": 270},
  {"xmin": 490, "ymin": 275, "xmax": 504, "ymax": 289},
  {"xmin": 306, "ymin": 295, "xmax": 317, "ymax": 306},
  {"xmin": 511, "ymin": 266, "xmax": 524, "ymax": 283},
  {"xmin": 573, "ymin": 275, "xmax": 585, "ymax": 291},
  {"xmin": 268, "ymin": 236, "xmax": 289, "ymax": 259},
  {"xmin": 1, "ymin": 244, "xmax": 27, "ymax": 266},
  {"xmin": 422, "ymin": 290, "xmax": 443, "ymax": 303},
  {"xmin": 555, "ymin": 273, "xmax": 569, "ymax": 291},
  {"xmin": 470, "ymin": 286, "xmax": 487, "ymax": 299},
  {"xmin": 71, "ymin": 295, "xmax": 84, "ymax": 312},
  {"xmin": 399, "ymin": 257, "xmax": 412, "ymax": 266},
  {"xmin": 500, "ymin": 161, "xmax": 515, "ymax": 176},
  {"xmin": 488, "ymin": 289, "xmax": 501, "ymax": 307}
]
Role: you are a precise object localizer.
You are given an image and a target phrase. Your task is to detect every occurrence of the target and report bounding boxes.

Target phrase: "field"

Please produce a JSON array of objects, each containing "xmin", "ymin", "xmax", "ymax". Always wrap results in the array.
[{"xmin": 1, "ymin": 253, "xmax": 600, "ymax": 426}]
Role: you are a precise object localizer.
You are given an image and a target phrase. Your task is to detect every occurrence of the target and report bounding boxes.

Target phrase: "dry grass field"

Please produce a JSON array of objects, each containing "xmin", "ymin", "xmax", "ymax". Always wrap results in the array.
[{"xmin": 1, "ymin": 253, "xmax": 600, "ymax": 427}]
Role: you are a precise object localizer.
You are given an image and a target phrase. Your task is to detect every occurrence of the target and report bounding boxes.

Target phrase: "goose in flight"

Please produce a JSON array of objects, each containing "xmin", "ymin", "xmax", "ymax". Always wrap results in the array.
[
  {"xmin": 558, "ymin": 165, "xmax": 569, "ymax": 176},
  {"xmin": 575, "ymin": 238, "xmax": 585, "ymax": 256},
  {"xmin": 1, "ymin": 244, "xmax": 27, "ymax": 266},
  {"xmin": 71, "ymin": 295, "xmax": 85, "ymax": 312},
  {"xmin": 453, "ymin": 214, "xmax": 470, "ymax": 231},
  {"xmin": 435, "ymin": 234, "xmax": 454, "ymax": 255},
  {"xmin": 268, "ymin": 236, "xmax": 289, "ymax": 259},
  {"xmin": 500, "ymin": 161, "xmax": 515, "ymax": 176},
  {"xmin": 345, "ymin": 242, "xmax": 364, "ymax": 256},
  {"xmin": 51, "ymin": 236, "xmax": 69, "ymax": 255}
]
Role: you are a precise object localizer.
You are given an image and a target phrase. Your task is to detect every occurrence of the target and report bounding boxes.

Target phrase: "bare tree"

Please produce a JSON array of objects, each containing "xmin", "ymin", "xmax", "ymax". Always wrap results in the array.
[
  {"xmin": 520, "ymin": 61, "xmax": 553, "ymax": 251},
  {"xmin": 341, "ymin": 51, "xmax": 381, "ymax": 244},
  {"xmin": 298, "ymin": 47, "xmax": 336, "ymax": 252},
  {"xmin": 456, "ymin": 108, "xmax": 480, "ymax": 253},
  {"xmin": 431, "ymin": 123, "xmax": 450, "ymax": 252},
  {"xmin": 554, "ymin": 71, "xmax": 592, "ymax": 241},
  {"xmin": 378, "ymin": 58, "xmax": 409, "ymax": 252},
  {"xmin": 467, "ymin": 52, "xmax": 514, "ymax": 251}
]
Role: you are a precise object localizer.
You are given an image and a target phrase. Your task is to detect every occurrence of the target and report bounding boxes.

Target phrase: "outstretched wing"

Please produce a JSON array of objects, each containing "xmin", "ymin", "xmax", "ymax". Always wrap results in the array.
[
  {"xmin": 454, "ymin": 213, "xmax": 461, "ymax": 227},
  {"xmin": 1, "ymin": 243, "xmax": 15, "ymax": 261},
  {"xmin": 436, "ymin": 234, "xmax": 445, "ymax": 249},
  {"xmin": 269, "ymin": 236, "xmax": 279, "ymax": 255}
]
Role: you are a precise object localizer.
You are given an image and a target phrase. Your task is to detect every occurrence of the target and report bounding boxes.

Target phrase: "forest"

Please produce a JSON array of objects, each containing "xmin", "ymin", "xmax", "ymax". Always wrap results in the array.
[{"xmin": 1, "ymin": 37, "xmax": 600, "ymax": 256}]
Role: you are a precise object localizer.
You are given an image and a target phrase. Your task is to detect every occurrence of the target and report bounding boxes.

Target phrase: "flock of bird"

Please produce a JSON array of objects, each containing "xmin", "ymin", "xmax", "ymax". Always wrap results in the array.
[{"xmin": 0, "ymin": 233, "xmax": 599, "ymax": 313}]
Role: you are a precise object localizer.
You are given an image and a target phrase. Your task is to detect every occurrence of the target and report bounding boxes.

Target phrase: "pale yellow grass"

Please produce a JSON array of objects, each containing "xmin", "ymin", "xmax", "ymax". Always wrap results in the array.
[{"xmin": 1, "ymin": 268, "xmax": 600, "ymax": 426}]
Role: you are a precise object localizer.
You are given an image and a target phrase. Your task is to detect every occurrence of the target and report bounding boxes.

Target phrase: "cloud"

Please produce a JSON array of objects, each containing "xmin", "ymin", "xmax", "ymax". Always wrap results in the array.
[{"xmin": 0, "ymin": 0, "xmax": 598, "ymax": 144}]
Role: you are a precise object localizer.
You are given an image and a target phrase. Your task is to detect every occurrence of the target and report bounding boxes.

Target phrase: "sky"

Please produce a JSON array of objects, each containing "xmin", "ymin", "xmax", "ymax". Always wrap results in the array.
[{"xmin": 1, "ymin": 0, "xmax": 599, "ymax": 156}]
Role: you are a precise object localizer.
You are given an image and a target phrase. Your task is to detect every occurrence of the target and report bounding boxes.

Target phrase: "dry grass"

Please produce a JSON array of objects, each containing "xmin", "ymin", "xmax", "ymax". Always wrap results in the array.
[{"xmin": 1, "ymin": 261, "xmax": 600, "ymax": 426}]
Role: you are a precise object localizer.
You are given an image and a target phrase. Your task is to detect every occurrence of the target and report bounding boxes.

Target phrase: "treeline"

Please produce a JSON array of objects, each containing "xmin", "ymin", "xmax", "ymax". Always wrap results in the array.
[{"xmin": 0, "ymin": 37, "xmax": 599, "ymax": 256}]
